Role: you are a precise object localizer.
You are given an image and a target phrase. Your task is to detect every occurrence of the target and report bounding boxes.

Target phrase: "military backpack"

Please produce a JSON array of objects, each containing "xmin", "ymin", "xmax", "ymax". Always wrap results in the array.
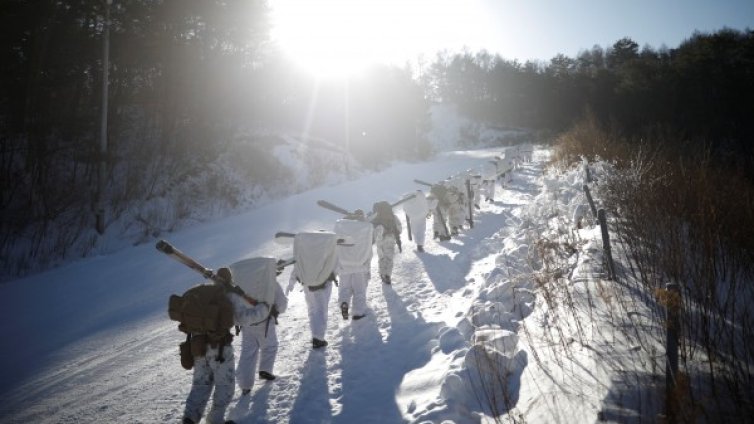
[{"xmin": 168, "ymin": 283, "xmax": 235, "ymax": 369}]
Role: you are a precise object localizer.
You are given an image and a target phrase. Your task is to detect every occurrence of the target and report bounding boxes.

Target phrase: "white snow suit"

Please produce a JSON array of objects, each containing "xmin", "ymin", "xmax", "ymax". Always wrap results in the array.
[
  {"xmin": 183, "ymin": 293, "xmax": 269, "ymax": 424},
  {"xmin": 372, "ymin": 214, "xmax": 402, "ymax": 279},
  {"xmin": 237, "ymin": 282, "xmax": 288, "ymax": 392},
  {"xmin": 303, "ymin": 281, "xmax": 332, "ymax": 340},
  {"xmin": 338, "ymin": 272, "xmax": 369, "ymax": 317},
  {"xmin": 471, "ymin": 175, "xmax": 482, "ymax": 208},
  {"xmin": 498, "ymin": 155, "xmax": 514, "ymax": 188},
  {"xmin": 481, "ymin": 161, "xmax": 497, "ymax": 201},
  {"xmin": 288, "ymin": 232, "xmax": 338, "ymax": 342},
  {"xmin": 334, "ymin": 218, "xmax": 374, "ymax": 317},
  {"xmin": 429, "ymin": 185, "xmax": 452, "ymax": 239},
  {"xmin": 446, "ymin": 188, "xmax": 465, "ymax": 234},
  {"xmin": 402, "ymin": 190, "xmax": 430, "ymax": 248},
  {"xmin": 481, "ymin": 179, "xmax": 496, "ymax": 201},
  {"xmin": 427, "ymin": 194, "xmax": 447, "ymax": 239}
]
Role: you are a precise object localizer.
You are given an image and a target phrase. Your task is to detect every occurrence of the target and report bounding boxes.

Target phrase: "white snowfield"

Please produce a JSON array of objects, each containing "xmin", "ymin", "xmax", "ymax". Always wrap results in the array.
[{"xmin": 0, "ymin": 146, "xmax": 660, "ymax": 423}]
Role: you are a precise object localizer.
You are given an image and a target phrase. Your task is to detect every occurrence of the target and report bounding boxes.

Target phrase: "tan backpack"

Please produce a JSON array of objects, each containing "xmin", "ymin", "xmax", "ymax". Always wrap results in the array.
[{"xmin": 168, "ymin": 283, "xmax": 235, "ymax": 368}]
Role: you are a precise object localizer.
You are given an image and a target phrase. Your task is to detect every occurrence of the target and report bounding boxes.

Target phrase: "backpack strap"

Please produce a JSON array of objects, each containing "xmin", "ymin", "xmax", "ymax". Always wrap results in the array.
[
  {"xmin": 216, "ymin": 342, "xmax": 224, "ymax": 363},
  {"xmin": 264, "ymin": 304, "xmax": 280, "ymax": 337},
  {"xmin": 264, "ymin": 315, "xmax": 272, "ymax": 338},
  {"xmin": 215, "ymin": 332, "xmax": 233, "ymax": 363}
]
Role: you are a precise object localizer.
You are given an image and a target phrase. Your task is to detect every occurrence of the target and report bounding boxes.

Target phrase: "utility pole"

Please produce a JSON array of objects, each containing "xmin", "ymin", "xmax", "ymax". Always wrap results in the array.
[
  {"xmin": 344, "ymin": 78, "xmax": 351, "ymax": 177},
  {"xmin": 96, "ymin": 0, "xmax": 112, "ymax": 234}
]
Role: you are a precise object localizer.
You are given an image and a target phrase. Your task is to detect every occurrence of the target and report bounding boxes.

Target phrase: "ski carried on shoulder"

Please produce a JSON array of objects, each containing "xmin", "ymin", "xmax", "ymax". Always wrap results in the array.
[
  {"xmin": 275, "ymin": 230, "xmax": 354, "ymax": 246},
  {"xmin": 414, "ymin": 179, "xmax": 434, "ymax": 187},
  {"xmin": 273, "ymin": 231, "xmax": 295, "ymax": 247},
  {"xmin": 390, "ymin": 193, "xmax": 416, "ymax": 209},
  {"xmin": 156, "ymin": 239, "xmax": 215, "ymax": 280},
  {"xmin": 317, "ymin": 194, "xmax": 417, "ymax": 219},
  {"xmin": 316, "ymin": 200, "xmax": 352, "ymax": 216},
  {"xmin": 156, "ymin": 240, "xmax": 261, "ymax": 305},
  {"xmin": 275, "ymin": 257, "xmax": 296, "ymax": 270}
]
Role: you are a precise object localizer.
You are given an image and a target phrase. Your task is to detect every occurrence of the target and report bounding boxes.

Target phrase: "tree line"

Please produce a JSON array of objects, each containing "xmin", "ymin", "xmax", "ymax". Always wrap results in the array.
[
  {"xmin": 423, "ymin": 29, "xmax": 754, "ymax": 160},
  {"xmin": 1, "ymin": 0, "xmax": 752, "ymax": 277}
]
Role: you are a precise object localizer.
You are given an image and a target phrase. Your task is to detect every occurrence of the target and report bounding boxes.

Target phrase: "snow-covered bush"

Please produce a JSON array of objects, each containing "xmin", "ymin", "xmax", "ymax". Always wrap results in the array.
[
  {"xmin": 556, "ymin": 116, "xmax": 754, "ymax": 421},
  {"xmin": 0, "ymin": 133, "xmax": 352, "ymax": 282}
]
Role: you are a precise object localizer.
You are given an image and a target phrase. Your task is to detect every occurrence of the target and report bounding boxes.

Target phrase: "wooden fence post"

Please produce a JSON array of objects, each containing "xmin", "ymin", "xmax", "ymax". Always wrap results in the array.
[
  {"xmin": 583, "ymin": 184, "xmax": 598, "ymax": 222},
  {"xmin": 665, "ymin": 282, "xmax": 680, "ymax": 423},
  {"xmin": 598, "ymin": 209, "xmax": 615, "ymax": 280},
  {"xmin": 584, "ymin": 160, "xmax": 593, "ymax": 183},
  {"xmin": 466, "ymin": 178, "xmax": 474, "ymax": 228}
]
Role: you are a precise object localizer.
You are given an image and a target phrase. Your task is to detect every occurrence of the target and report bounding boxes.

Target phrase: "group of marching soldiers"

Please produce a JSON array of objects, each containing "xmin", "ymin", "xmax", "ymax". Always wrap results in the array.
[
  {"xmin": 285, "ymin": 143, "xmax": 532, "ymax": 354},
  {"xmin": 419, "ymin": 143, "xmax": 532, "ymax": 243},
  {"xmin": 177, "ymin": 145, "xmax": 532, "ymax": 424}
]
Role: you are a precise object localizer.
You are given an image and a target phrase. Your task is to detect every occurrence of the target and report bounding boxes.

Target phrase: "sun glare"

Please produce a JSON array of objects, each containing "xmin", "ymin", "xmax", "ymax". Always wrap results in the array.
[{"xmin": 270, "ymin": 0, "xmax": 486, "ymax": 78}]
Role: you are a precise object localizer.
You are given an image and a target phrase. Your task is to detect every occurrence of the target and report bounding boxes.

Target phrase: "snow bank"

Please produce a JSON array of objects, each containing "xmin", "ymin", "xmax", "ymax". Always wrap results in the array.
[
  {"xmin": 398, "ymin": 151, "xmax": 654, "ymax": 422},
  {"xmin": 398, "ymin": 152, "xmax": 549, "ymax": 422}
]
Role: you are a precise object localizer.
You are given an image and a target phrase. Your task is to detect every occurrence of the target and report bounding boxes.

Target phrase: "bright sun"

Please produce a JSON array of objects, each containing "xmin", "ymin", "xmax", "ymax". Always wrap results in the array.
[
  {"xmin": 270, "ymin": 0, "xmax": 376, "ymax": 77},
  {"xmin": 270, "ymin": 0, "xmax": 486, "ymax": 78}
]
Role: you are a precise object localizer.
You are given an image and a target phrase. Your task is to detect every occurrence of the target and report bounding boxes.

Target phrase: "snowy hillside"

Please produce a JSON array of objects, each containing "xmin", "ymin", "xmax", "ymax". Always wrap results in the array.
[
  {"xmin": 0, "ymin": 143, "xmax": 665, "ymax": 423},
  {"xmin": 428, "ymin": 104, "xmax": 531, "ymax": 151},
  {"xmin": 2, "ymin": 104, "xmax": 529, "ymax": 285}
]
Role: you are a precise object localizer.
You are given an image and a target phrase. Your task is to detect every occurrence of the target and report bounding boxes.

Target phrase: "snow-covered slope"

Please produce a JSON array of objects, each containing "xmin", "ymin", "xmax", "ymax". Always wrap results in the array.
[
  {"xmin": 427, "ymin": 104, "xmax": 530, "ymax": 151},
  {"xmin": 0, "ymin": 144, "xmax": 660, "ymax": 423}
]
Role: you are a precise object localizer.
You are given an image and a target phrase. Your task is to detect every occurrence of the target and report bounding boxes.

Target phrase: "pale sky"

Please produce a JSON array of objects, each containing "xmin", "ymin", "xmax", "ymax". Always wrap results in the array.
[{"xmin": 269, "ymin": 0, "xmax": 754, "ymax": 75}]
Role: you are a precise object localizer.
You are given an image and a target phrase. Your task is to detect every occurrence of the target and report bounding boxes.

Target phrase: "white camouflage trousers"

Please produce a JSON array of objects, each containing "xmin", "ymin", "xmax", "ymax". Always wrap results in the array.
[
  {"xmin": 237, "ymin": 320, "xmax": 279, "ymax": 391},
  {"xmin": 338, "ymin": 272, "xmax": 369, "ymax": 317},
  {"xmin": 375, "ymin": 235, "xmax": 397, "ymax": 277},
  {"xmin": 304, "ymin": 281, "xmax": 332, "ymax": 340},
  {"xmin": 432, "ymin": 207, "xmax": 450, "ymax": 237},
  {"xmin": 183, "ymin": 344, "xmax": 235, "ymax": 424},
  {"xmin": 482, "ymin": 180, "xmax": 496, "ymax": 201},
  {"xmin": 448, "ymin": 202, "xmax": 464, "ymax": 232},
  {"xmin": 407, "ymin": 214, "xmax": 427, "ymax": 247}
]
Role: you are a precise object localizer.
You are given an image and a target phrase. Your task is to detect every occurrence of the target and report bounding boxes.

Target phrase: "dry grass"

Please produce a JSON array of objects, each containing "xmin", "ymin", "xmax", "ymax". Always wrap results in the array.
[{"xmin": 554, "ymin": 114, "xmax": 754, "ymax": 420}]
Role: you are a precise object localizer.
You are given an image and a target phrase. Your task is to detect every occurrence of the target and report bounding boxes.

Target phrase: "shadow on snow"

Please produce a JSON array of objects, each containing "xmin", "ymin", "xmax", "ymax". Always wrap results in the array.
[{"xmin": 332, "ymin": 284, "xmax": 443, "ymax": 423}]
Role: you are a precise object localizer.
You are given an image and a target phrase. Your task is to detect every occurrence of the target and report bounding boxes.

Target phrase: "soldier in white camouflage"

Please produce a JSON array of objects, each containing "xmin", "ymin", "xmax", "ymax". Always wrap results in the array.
[
  {"xmin": 182, "ymin": 267, "xmax": 269, "ymax": 424},
  {"xmin": 402, "ymin": 190, "xmax": 430, "ymax": 252},
  {"xmin": 371, "ymin": 201, "xmax": 402, "ymax": 284}
]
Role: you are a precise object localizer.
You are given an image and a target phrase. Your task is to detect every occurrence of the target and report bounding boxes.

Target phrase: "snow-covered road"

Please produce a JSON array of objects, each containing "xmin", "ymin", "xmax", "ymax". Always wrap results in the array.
[
  {"xmin": 2, "ymin": 147, "xmax": 544, "ymax": 423},
  {"xmin": 0, "ymin": 144, "xmax": 657, "ymax": 424},
  {"xmin": 3, "ymin": 145, "xmax": 662, "ymax": 423}
]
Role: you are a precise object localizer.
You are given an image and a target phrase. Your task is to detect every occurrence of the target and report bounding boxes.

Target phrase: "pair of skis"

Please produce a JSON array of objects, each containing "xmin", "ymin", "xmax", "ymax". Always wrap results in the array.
[
  {"xmin": 315, "ymin": 193, "xmax": 416, "ymax": 221},
  {"xmin": 316, "ymin": 195, "xmax": 416, "ymax": 253},
  {"xmin": 156, "ymin": 240, "xmax": 295, "ymax": 303},
  {"xmin": 272, "ymin": 231, "xmax": 353, "ymax": 247}
]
